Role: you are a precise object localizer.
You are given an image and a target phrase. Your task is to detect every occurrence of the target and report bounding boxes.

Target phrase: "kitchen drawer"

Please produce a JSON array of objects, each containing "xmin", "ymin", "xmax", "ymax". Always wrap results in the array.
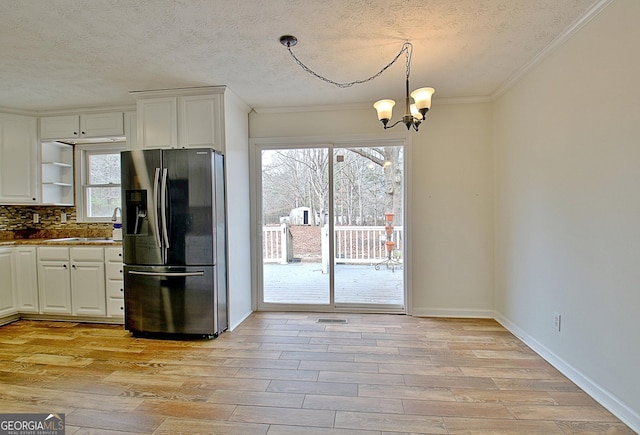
[
  {"xmin": 70, "ymin": 247, "xmax": 104, "ymax": 262},
  {"xmin": 38, "ymin": 247, "xmax": 69, "ymax": 261},
  {"xmin": 105, "ymin": 247, "xmax": 123, "ymax": 262},
  {"xmin": 105, "ymin": 262, "xmax": 123, "ymax": 280},
  {"xmin": 107, "ymin": 297, "xmax": 124, "ymax": 317},
  {"xmin": 106, "ymin": 280, "xmax": 124, "ymax": 298}
]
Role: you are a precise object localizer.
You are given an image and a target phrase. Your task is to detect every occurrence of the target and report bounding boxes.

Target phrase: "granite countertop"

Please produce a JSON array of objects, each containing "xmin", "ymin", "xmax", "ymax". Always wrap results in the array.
[{"xmin": 0, "ymin": 238, "xmax": 122, "ymax": 246}]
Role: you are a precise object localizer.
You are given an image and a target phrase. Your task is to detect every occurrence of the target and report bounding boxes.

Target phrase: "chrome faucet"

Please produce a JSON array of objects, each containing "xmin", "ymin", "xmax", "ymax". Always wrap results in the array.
[{"xmin": 111, "ymin": 207, "xmax": 122, "ymax": 222}]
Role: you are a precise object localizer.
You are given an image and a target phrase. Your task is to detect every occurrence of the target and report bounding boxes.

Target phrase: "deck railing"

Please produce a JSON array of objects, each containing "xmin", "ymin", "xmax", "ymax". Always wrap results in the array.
[
  {"xmin": 262, "ymin": 224, "xmax": 293, "ymax": 264},
  {"xmin": 333, "ymin": 225, "xmax": 403, "ymax": 263},
  {"xmin": 263, "ymin": 224, "xmax": 403, "ymax": 268}
]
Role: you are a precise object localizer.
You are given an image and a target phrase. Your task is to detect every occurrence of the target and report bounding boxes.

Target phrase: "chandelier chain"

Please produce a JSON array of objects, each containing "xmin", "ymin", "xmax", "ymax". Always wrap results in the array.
[
  {"xmin": 285, "ymin": 42, "xmax": 413, "ymax": 89},
  {"xmin": 405, "ymin": 43, "xmax": 412, "ymax": 80}
]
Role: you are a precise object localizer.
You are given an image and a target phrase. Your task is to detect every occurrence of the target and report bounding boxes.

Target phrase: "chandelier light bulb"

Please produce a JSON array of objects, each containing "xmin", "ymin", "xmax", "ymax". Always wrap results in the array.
[
  {"xmin": 410, "ymin": 104, "xmax": 423, "ymax": 120},
  {"xmin": 373, "ymin": 99, "xmax": 395, "ymax": 122},
  {"xmin": 410, "ymin": 87, "xmax": 435, "ymax": 112}
]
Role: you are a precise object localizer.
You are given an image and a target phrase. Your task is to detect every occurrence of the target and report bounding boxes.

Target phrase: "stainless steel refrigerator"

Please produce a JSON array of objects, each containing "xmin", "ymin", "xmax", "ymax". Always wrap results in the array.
[{"xmin": 121, "ymin": 148, "xmax": 228, "ymax": 338}]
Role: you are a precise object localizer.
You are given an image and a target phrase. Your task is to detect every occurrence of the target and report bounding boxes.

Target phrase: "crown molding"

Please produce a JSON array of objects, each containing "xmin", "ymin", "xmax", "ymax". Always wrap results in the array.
[
  {"xmin": 491, "ymin": 0, "xmax": 614, "ymax": 100},
  {"xmin": 0, "ymin": 107, "xmax": 39, "ymax": 117},
  {"xmin": 252, "ymin": 95, "xmax": 491, "ymax": 115}
]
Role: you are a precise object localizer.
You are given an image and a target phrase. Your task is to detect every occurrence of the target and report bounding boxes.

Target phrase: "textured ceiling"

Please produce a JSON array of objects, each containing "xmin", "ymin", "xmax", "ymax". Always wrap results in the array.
[{"xmin": 0, "ymin": 0, "xmax": 604, "ymax": 112}]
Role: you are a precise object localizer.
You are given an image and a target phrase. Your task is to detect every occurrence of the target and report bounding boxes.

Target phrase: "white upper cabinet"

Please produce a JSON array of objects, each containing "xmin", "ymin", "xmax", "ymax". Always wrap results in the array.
[
  {"xmin": 40, "ymin": 112, "xmax": 124, "ymax": 140},
  {"xmin": 40, "ymin": 115, "xmax": 79, "ymax": 139},
  {"xmin": 132, "ymin": 87, "xmax": 224, "ymax": 151},
  {"xmin": 0, "ymin": 113, "xmax": 39, "ymax": 204},
  {"xmin": 136, "ymin": 97, "xmax": 178, "ymax": 149},
  {"xmin": 180, "ymin": 94, "xmax": 223, "ymax": 149}
]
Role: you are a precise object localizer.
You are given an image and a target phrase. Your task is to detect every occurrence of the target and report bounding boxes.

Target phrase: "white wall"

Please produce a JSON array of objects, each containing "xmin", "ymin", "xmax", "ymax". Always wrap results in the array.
[
  {"xmin": 493, "ymin": 0, "xmax": 640, "ymax": 428},
  {"xmin": 411, "ymin": 102, "xmax": 494, "ymax": 316},
  {"xmin": 250, "ymin": 101, "xmax": 494, "ymax": 318},
  {"xmin": 223, "ymin": 89, "xmax": 253, "ymax": 330}
]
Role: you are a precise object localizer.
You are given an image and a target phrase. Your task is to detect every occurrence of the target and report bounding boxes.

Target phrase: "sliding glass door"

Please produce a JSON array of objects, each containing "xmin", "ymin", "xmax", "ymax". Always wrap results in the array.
[
  {"xmin": 333, "ymin": 145, "xmax": 404, "ymax": 307},
  {"xmin": 261, "ymin": 147, "xmax": 330, "ymax": 304},
  {"xmin": 258, "ymin": 142, "xmax": 405, "ymax": 312}
]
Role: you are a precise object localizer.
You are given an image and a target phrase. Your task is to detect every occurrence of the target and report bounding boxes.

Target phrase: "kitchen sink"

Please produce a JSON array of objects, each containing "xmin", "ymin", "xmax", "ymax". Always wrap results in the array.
[{"xmin": 45, "ymin": 237, "xmax": 114, "ymax": 242}]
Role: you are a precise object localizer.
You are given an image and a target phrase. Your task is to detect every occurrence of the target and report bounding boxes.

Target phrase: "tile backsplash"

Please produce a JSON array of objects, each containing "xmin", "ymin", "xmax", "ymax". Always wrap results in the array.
[{"xmin": 0, "ymin": 205, "xmax": 111, "ymax": 240}]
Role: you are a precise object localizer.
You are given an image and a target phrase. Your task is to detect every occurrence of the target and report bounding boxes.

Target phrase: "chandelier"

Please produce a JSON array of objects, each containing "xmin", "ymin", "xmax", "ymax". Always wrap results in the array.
[{"xmin": 279, "ymin": 35, "xmax": 435, "ymax": 131}]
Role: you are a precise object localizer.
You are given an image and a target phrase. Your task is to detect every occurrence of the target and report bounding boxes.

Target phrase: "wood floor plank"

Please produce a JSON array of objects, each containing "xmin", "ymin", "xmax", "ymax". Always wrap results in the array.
[
  {"xmin": 303, "ymin": 394, "xmax": 405, "ymax": 413},
  {"xmin": 318, "ymin": 370, "xmax": 405, "ymax": 385},
  {"xmin": 135, "ymin": 398, "xmax": 237, "ymax": 420},
  {"xmin": 298, "ymin": 359, "xmax": 378, "ymax": 373},
  {"xmin": 443, "ymin": 416, "xmax": 564, "ymax": 434},
  {"xmin": 267, "ymin": 379, "xmax": 358, "ymax": 396},
  {"xmin": 450, "ymin": 388, "xmax": 558, "ymax": 405},
  {"xmin": 230, "ymin": 404, "xmax": 336, "ymax": 427},
  {"xmin": 66, "ymin": 408, "xmax": 165, "ymax": 433},
  {"xmin": 208, "ymin": 389, "xmax": 306, "ymax": 408},
  {"xmin": 15, "ymin": 353, "xmax": 93, "ymax": 367},
  {"xmin": 357, "ymin": 384, "xmax": 457, "ymax": 402},
  {"xmin": 266, "ymin": 425, "xmax": 379, "ymax": 435},
  {"xmin": 335, "ymin": 410, "xmax": 447, "ymax": 433},
  {"xmin": 280, "ymin": 350, "xmax": 355, "ymax": 362},
  {"xmin": 554, "ymin": 420, "xmax": 638, "ymax": 434},
  {"xmin": 506, "ymin": 404, "xmax": 620, "ymax": 422},
  {"xmin": 153, "ymin": 417, "xmax": 269, "ymax": 435},
  {"xmin": 402, "ymin": 399, "xmax": 514, "ymax": 419}
]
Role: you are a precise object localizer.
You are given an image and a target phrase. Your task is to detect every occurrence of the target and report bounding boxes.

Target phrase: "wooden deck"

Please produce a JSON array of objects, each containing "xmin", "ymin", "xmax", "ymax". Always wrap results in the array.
[{"xmin": 263, "ymin": 263, "xmax": 404, "ymax": 306}]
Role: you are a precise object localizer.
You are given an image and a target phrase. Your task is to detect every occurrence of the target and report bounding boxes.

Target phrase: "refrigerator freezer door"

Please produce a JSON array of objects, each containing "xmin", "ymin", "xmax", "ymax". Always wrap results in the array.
[
  {"xmin": 121, "ymin": 150, "xmax": 163, "ymax": 266},
  {"xmin": 164, "ymin": 149, "xmax": 217, "ymax": 266},
  {"xmin": 124, "ymin": 265, "xmax": 224, "ymax": 336}
]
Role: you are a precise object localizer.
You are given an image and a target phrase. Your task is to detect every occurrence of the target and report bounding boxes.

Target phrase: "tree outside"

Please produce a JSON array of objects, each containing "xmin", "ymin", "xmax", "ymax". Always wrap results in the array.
[
  {"xmin": 87, "ymin": 152, "xmax": 121, "ymax": 218},
  {"xmin": 262, "ymin": 145, "xmax": 403, "ymax": 227}
]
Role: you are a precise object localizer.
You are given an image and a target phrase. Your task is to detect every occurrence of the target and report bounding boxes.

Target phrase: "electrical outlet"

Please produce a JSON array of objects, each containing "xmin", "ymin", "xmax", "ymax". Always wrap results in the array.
[
  {"xmin": 553, "ymin": 312, "xmax": 562, "ymax": 332},
  {"xmin": 32, "ymin": 213, "xmax": 39, "ymax": 223},
  {"xmin": 60, "ymin": 212, "xmax": 67, "ymax": 223}
]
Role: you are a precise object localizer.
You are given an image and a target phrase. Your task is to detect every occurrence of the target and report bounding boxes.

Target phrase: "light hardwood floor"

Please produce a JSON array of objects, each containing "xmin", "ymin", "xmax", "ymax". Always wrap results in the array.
[{"xmin": 0, "ymin": 313, "xmax": 634, "ymax": 434}]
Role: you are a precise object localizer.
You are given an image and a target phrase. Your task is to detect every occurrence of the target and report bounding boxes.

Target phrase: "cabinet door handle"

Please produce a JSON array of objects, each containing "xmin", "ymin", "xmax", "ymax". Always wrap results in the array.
[
  {"xmin": 71, "ymin": 264, "xmax": 76, "ymax": 269},
  {"xmin": 63, "ymin": 264, "xmax": 67, "ymax": 269}
]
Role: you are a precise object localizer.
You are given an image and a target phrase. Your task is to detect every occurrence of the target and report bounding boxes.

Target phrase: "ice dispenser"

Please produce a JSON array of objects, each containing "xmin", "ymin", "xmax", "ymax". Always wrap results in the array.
[{"xmin": 125, "ymin": 190, "xmax": 148, "ymax": 235}]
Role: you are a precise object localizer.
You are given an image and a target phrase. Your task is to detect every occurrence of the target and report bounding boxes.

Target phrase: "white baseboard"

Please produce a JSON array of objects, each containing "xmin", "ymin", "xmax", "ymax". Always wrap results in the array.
[
  {"xmin": 494, "ymin": 312, "xmax": 640, "ymax": 433},
  {"xmin": 411, "ymin": 307, "xmax": 495, "ymax": 318},
  {"xmin": 229, "ymin": 309, "xmax": 253, "ymax": 331}
]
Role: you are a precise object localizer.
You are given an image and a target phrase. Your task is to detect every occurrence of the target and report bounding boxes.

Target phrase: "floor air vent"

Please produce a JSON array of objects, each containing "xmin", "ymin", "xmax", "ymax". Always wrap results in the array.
[{"xmin": 317, "ymin": 318, "xmax": 348, "ymax": 324}]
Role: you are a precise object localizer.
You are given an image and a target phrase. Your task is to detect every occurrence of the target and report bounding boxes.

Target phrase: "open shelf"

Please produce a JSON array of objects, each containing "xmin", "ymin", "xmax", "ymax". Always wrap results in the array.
[{"xmin": 41, "ymin": 141, "xmax": 74, "ymax": 205}]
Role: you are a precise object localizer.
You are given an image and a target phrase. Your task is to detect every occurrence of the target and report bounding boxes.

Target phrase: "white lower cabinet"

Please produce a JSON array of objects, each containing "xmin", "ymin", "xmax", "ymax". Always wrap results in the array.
[
  {"xmin": 38, "ymin": 247, "xmax": 72, "ymax": 314},
  {"xmin": 105, "ymin": 247, "xmax": 124, "ymax": 317},
  {"xmin": 37, "ymin": 246, "xmax": 107, "ymax": 317},
  {"xmin": 70, "ymin": 247, "xmax": 105, "ymax": 316},
  {"xmin": 15, "ymin": 246, "xmax": 39, "ymax": 313},
  {"xmin": 0, "ymin": 248, "xmax": 17, "ymax": 317}
]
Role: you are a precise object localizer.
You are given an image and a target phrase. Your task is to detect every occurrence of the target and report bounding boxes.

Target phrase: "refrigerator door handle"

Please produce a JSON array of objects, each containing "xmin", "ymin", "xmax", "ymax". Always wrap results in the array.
[
  {"xmin": 160, "ymin": 167, "xmax": 170, "ymax": 249},
  {"xmin": 153, "ymin": 168, "xmax": 162, "ymax": 248},
  {"xmin": 128, "ymin": 270, "xmax": 205, "ymax": 277}
]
